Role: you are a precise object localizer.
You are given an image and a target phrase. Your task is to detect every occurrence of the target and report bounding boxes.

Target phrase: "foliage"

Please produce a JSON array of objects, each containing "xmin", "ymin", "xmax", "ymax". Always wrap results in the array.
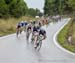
[
  {"xmin": 57, "ymin": 19, "xmax": 75, "ymax": 53},
  {"xmin": 44, "ymin": 0, "xmax": 75, "ymax": 15},
  {"xmin": 0, "ymin": 0, "xmax": 9, "ymax": 18},
  {"xmin": 0, "ymin": 0, "xmax": 28, "ymax": 18},
  {"xmin": 0, "ymin": 16, "xmax": 35, "ymax": 36},
  {"xmin": 27, "ymin": 8, "xmax": 41, "ymax": 17},
  {"xmin": 0, "ymin": 0, "xmax": 42, "ymax": 18}
]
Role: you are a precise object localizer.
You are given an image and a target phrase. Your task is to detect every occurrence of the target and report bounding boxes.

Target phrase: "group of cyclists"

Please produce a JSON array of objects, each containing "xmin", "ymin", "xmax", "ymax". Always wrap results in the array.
[
  {"xmin": 16, "ymin": 21, "xmax": 28, "ymax": 36},
  {"xmin": 16, "ymin": 18, "xmax": 48, "ymax": 50},
  {"xmin": 16, "ymin": 15, "xmax": 61, "ymax": 50}
]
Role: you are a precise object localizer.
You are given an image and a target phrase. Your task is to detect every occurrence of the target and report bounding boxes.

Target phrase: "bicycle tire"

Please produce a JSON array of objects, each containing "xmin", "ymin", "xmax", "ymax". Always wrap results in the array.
[
  {"xmin": 36, "ymin": 41, "xmax": 42, "ymax": 51},
  {"xmin": 16, "ymin": 31, "xmax": 19, "ymax": 37}
]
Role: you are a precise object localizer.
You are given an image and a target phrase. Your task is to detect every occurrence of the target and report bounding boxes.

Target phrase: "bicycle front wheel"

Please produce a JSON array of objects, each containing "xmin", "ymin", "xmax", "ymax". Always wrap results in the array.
[{"xmin": 37, "ymin": 41, "xmax": 42, "ymax": 51}]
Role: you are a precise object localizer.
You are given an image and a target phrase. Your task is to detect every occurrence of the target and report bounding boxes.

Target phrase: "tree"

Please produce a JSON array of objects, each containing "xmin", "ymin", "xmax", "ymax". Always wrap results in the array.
[
  {"xmin": 44, "ymin": 0, "xmax": 60, "ymax": 16},
  {"xmin": 0, "ymin": 0, "xmax": 28, "ymax": 18},
  {"xmin": 0, "ymin": 0, "xmax": 9, "ymax": 18},
  {"xmin": 66, "ymin": 0, "xmax": 75, "ymax": 14},
  {"xmin": 67, "ymin": 0, "xmax": 75, "ymax": 10},
  {"xmin": 44, "ymin": 0, "xmax": 75, "ymax": 16},
  {"xmin": 27, "ymin": 8, "xmax": 41, "ymax": 17},
  {"xmin": 9, "ymin": 0, "xmax": 28, "ymax": 17}
]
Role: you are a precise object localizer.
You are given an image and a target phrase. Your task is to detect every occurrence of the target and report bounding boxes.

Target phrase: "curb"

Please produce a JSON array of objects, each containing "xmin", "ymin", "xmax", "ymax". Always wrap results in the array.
[
  {"xmin": 53, "ymin": 18, "xmax": 75, "ymax": 55},
  {"xmin": 0, "ymin": 33, "xmax": 15, "ymax": 40}
]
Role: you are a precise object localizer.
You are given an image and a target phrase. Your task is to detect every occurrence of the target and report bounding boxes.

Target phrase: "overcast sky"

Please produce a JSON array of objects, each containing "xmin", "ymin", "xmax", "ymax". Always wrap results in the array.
[{"xmin": 25, "ymin": 0, "xmax": 45, "ymax": 12}]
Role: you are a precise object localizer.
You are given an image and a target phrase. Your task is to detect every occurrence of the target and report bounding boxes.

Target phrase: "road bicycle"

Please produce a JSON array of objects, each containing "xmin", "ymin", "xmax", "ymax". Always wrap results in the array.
[{"xmin": 31, "ymin": 34, "xmax": 43, "ymax": 51}]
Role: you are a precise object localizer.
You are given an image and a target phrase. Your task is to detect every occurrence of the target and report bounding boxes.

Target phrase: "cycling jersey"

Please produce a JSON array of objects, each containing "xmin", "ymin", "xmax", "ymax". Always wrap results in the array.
[
  {"xmin": 20, "ymin": 22, "xmax": 24, "ymax": 27},
  {"xmin": 26, "ymin": 23, "xmax": 32, "ymax": 31},
  {"xmin": 33, "ymin": 26, "xmax": 40, "ymax": 32},
  {"xmin": 32, "ymin": 21, "xmax": 36, "ymax": 25},
  {"xmin": 16, "ymin": 22, "xmax": 21, "ymax": 29},
  {"xmin": 24, "ymin": 22, "xmax": 28, "ymax": 26},
  {"xmin": 27, "ymin": 26, "xmax": 31, "ymax": 30},
  {"xmin": 39, "ymin": 29, "xmax": 46, "ymax": 35},
  {"xmin": 39, "ymin": 22, "xmax": 42, "ymax": 27},
  {"xmin": 46, "ymin": 20, "xmax": 48, "ymax": 23}
]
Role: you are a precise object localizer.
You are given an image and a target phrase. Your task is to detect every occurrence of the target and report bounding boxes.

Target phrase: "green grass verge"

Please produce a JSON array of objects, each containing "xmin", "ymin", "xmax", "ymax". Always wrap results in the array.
[
  {"xmin": 0, "ymin": 16, "xmax": 36, "ymax": 37},
  {"xmin": 0, "ymin": 30, "xmax": 15, "ymax": 37},
  {"xmin": 57, "ymin": 20, "xmax": 75, "ymax": 53}
]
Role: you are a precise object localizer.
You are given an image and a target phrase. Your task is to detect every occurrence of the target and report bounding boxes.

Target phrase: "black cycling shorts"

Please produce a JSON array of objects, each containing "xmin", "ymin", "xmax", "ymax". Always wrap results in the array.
[
  {"xmin": 27, "ymin": 27, "xmax": 31, "ymax": 30},
  {"xmin": 17, "ymin": 25, "xmax": 21, "ymax": 29}
]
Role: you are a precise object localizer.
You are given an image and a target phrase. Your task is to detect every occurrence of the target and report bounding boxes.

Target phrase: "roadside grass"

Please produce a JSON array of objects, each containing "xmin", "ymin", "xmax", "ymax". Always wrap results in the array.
[
  {"xmin": 57, "ymin": 19, "xmax": 75, "ymax": 53},
  {"xmin": 0, "ymin": 16, "xmax": 35, "ymax": 37}
]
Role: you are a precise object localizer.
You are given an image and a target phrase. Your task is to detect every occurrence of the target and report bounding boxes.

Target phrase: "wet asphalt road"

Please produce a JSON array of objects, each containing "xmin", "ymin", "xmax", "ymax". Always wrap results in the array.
[{"xmin": 0, "ymin": 18, "xmax": 75, "ymax": 63}]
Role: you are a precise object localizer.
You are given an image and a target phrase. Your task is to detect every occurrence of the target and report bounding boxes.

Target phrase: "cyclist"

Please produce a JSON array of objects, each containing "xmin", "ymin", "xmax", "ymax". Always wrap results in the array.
[
  {"xmin": 45, "ymin": 19, "xmax": 48, "ymax": 24},
  {"xmin": 18, "ymin": 21, "xmax": 25, "ymax": 32},
  {"xmin": 35, "ymin": 28, "xmax": 46, "ymax": 51},
  {"xmin": 31, "ymin": 20, "xmax": 35, "ymax": 24},
  {"xmin": 39, "ymin": 28, "xmax": 46, "ymax": 40},
  {"xmin": 16, "ymin": 22, "xmax": 22, "ymax": 37},
  {"xmin": 20, "ymin": 21, "xmax": 25, "ymax": 27},
  {"xmin": 38, "ymin": 21, "xmax": 42, "ymax": 28},
  {"xmin": 31, "ymin": 22, "xmax": 41, "ymax": 48},
  {"xmin": 31, "ymin": 20, "xmax": 36, "ymax": 27},
  {"xmin": 23, "ymin": 21, "xmax": 28, "ymax": 32},
  {"xmin": 42, "ymin": 19, "xmax": 45, "ymax": 25},
  {"xmin": 26, "ymin": 22, "xmax": 32, "ymax": 40}
]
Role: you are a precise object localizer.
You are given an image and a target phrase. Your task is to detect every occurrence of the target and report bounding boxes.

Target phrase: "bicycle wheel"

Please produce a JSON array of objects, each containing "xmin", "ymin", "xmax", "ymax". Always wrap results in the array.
[
  {"xmin": 36, "ymin": 41, "xmax": 42, "ymax": 51},
  {"xmin": 26, "ymin": 33, "xmax": 29, "ymax": 40},
  {"xmin": 16, "ymin": 30, "xmax": 19, "ymax": 37}
]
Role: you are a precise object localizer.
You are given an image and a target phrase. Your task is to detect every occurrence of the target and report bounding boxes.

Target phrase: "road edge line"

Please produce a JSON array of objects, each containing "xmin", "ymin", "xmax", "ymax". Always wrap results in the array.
[
  {"xmin": 53, "ymin": 18, "xmax": 75, "ymax": 55},
  {"xmin": 0, "ymin": 33, "xmax": 15, "ymax": 40}
]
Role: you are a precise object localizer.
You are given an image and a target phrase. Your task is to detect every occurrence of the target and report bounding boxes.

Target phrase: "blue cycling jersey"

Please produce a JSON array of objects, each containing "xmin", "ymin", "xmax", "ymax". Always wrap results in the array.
[
  {"xmin": 20, "ymin": 22, "xmax": 24, "ymax": 27},
  {"xmin": 20, "ymin": 22, "xmax": 28, "ymax": 27},
  {"xmin": 24, "ymin": 22, "xmax": 28, "ymax": 26}
]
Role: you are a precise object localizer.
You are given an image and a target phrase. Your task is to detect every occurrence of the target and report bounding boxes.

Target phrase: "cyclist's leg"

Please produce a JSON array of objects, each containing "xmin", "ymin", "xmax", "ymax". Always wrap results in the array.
[
  {"xmin": 16, "ymin": 28, "xmax": 19, "ymax": 37},
  {"xmin": 37, "ymin": 40, "xmax": 42, "ymax": 51},
  {"xmin": 30, "ymin": 33, "xmax": 34, "ymax": 44},
  {"xmin": 24, "ymin": 26, "xmax": 26, "ymax": 32},
  {"xmin": 31, "ymin": 33, "xmax": 34, "ymax": 41},
  {"xmin": 34, "ymin": 34, "xmax": 39, "ymax": 48},
  {"xmin": 34, "ymin": 36, "xmax": 38, "ymax": 48},
  {"xmin": 26, "ymin": 29, "xmax": 31, "ymax": 40},
  {"xmin": 35, "ymin": 35, "xmax": 42, "ymax": 50},
  {"xmin": 26, "ymin": 32, "xmax": 28, "ymax": 39},
  {"xmin": 19, "ymin": 27, "xmax": 22, "ymax": 34}
]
